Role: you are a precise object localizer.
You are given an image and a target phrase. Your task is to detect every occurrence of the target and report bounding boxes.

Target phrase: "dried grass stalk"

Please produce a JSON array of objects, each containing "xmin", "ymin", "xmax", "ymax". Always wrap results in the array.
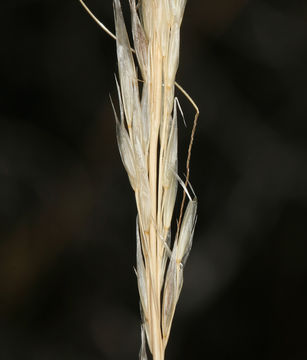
[
  {"xmin": 113, "ymin": 1, "xmax": 197, "ymax": 359},
  {"xmin": 79, "ymin": 1, "xmax": 198, "ymax": 359}
]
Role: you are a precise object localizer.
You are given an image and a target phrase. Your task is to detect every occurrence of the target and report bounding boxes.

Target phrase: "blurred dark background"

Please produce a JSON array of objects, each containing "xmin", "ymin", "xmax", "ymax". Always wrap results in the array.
[{"xmin": 0, "ymin": 0, "xmax": 307, "ymax": 359}]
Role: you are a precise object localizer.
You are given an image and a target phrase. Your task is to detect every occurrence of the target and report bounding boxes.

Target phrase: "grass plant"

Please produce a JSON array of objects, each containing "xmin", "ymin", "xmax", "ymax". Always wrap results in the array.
[{"xmin": 79, "ymin": 1, "xmax": 198, "ymax": 359}]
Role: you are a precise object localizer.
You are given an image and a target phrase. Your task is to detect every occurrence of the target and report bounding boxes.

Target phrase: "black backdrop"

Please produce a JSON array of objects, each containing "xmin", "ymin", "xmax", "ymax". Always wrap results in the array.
[{"xmin": 0, "ymin": 0, "xmax": 307, "ymax": 359}]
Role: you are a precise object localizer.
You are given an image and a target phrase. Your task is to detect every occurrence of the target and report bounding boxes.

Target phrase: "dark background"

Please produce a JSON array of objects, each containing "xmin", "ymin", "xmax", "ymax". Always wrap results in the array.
[{"xmin": 0, "ymin": 0, "xmax": 307, "ymax": 359}]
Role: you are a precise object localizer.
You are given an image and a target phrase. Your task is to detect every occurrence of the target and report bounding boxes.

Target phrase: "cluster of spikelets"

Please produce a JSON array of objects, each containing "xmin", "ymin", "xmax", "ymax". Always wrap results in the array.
[{"xmin": 112, "ymin": 1, "xmax": 197, "ymax": 359}]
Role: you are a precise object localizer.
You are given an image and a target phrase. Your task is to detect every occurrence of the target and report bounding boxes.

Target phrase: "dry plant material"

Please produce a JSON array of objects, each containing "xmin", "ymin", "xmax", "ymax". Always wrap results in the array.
[{"xmin": 79, "ymin": 1, "xmax": 198, "ymax": 359}]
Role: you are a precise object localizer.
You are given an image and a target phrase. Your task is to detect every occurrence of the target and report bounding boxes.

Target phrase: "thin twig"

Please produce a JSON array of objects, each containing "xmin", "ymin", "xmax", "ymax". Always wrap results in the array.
[{"xmin": 175, "ymin": 82, "xmax": 199, "ymax": 239}]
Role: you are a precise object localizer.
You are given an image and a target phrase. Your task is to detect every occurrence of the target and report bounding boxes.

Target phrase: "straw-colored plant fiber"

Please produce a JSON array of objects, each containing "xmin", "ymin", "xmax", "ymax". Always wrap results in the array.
[{"xmin": 80, "ymin": 1, "xmax": 197, "ymax": 359}]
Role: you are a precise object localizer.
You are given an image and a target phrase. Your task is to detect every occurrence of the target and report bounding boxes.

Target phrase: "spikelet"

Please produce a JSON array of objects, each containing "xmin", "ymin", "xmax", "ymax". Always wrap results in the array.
[{"xmin": 112, "ymin": 1, "xmax": 196, "ymax": 359}]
